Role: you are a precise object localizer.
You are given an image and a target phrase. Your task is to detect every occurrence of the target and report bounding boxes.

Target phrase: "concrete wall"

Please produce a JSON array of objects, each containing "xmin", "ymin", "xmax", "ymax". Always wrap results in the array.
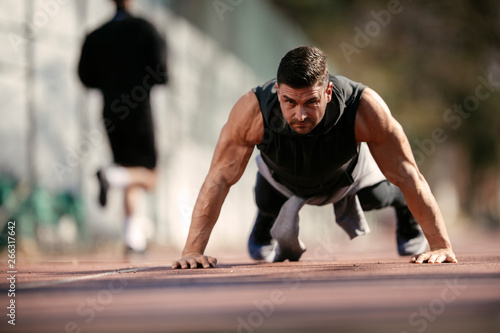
[{"xmin": 1, "ymin": 0, "xmax": 347, "ymax": 254}]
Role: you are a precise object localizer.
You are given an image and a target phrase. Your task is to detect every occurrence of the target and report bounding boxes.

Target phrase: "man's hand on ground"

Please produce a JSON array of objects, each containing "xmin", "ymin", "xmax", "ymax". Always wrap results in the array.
[
  {"xmin": 171, "ymin": 252, "xmax": 217, "ymax": 269},
  {"xmin": 410, "ymin": 248, "xmax": 458, "ymax": 264}
]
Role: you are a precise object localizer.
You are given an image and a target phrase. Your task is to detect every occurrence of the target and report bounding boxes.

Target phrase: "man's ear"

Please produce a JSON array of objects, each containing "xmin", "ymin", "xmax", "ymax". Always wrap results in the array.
[
  {"xmin": 275, "ymin": 82, "xmax": 281, "ymax": 102},
  {"xmin": 325, "ymin": 81, "xmax": 333, "ymax": 102}
]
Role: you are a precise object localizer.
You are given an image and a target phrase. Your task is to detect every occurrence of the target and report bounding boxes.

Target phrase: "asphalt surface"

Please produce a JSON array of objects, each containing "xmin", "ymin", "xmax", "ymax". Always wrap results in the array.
[{"xmin": 1, "ymin": 230, "xmax": 499, "ymax": 333}]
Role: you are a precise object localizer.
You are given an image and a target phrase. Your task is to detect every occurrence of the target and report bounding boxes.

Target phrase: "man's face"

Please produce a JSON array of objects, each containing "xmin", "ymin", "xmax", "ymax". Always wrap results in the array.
[{"xmin": 276, "ymin": 81, "xmax": 333, "ymax": 135}]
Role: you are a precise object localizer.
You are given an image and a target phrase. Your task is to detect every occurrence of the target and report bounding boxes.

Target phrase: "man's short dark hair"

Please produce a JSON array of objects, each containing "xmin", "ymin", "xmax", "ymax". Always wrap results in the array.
[{"xmin": 277, "ymin": 46, "xmax": 329, "ymax": 89}]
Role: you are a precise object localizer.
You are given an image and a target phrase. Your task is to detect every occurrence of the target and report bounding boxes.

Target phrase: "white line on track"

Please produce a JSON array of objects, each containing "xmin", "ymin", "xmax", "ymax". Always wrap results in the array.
[{"xmin": 20, "ymin": 266, "xmax": 154, "ymax": 290}]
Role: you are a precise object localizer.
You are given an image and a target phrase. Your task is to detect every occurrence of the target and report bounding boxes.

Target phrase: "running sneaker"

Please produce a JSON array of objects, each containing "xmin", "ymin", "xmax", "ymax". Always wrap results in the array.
[
  {"xmin": 247, "ymin": 214, "xmax": 274, "ymax": 260},
  {"xmin": 96, "ymin": 169, "xmax": 109, "ymax": 207},
  {"xmin": 396, "ymin": 207, "xmax": 428, "ymax": 256}
]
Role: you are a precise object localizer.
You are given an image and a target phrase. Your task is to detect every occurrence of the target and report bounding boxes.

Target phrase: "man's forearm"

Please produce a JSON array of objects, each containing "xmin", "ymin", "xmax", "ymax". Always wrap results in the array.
[
  {"xmin": 181, "ymin": 221, "xmax": 214, "ymax": 255},
  {"xmin": 398, "ymin": 171, "xmax": 453, "ymax": 250},
  {"xmin": 415, "ymin": 214, "xmax": 452, "ymax": 250},
  {"xmin": 181, "ymin": 178, "xmax": 231, "ymax": 255}
]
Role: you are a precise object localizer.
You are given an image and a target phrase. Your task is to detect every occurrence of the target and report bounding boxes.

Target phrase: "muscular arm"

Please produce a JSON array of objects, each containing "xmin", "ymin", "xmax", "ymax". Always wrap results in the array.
[
  {"xmin": 172, "ymin": 91, "xmax": 263, "ymax": 269},
  {"xmin": 356, "ymin": 88, "xmax": 457, "ymax": 264}
]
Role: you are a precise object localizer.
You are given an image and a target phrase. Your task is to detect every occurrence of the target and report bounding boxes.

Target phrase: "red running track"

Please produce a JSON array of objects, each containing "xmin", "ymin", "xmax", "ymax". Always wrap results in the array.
[{"xmin": 1, "ymin": 230, "xmax": 499, "ymax": 333}]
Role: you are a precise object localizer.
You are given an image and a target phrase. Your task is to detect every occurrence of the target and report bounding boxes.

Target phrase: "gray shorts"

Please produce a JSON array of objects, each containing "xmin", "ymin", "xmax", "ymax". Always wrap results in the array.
[{"xmin": 256, "ymin": 143, "xmax": 387, "ymax": 239}]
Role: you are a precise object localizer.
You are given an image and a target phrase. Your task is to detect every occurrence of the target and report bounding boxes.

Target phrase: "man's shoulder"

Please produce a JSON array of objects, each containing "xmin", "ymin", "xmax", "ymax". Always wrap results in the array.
[
  {"xmin": 252, "ymin": 78, "xmax": 277, "ymax": 95},
  {"xmin": 329, "ymin": 74, "xmax": 366, "ymax": 103},
  {"xmin": 252, "ymin": 78, "xmax": 278, "ymax": 113},
  {"xmin": 329, "ymin": 74, "xmax": 362, "ymax": 89},
  {"xmin": 88, "ymin": 15, "xmax": 154, "ymax": 34},
  {"xmin": 223, "ymin": 90, "xmax": 263, "ymax": 146},
  {"xmin": 127, "ymin": 16, "xmax": 157, "ymax": 30}
]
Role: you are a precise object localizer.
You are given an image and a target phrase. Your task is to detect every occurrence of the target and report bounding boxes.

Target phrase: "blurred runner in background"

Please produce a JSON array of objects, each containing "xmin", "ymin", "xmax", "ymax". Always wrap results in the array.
[{"xmin": 78, "ymin": 0, "xmax": 168, "ymax": 253}]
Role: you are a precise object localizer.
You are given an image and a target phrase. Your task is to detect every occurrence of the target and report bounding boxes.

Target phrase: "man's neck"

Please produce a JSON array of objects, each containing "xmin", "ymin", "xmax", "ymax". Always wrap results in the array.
[{"xmin": 112, "ymin": 8, "xmax": 130, "ymax": 22}]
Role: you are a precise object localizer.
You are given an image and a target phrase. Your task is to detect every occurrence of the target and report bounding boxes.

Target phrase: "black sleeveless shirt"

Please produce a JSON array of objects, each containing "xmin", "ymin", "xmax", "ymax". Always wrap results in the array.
[{"xmin": 252, "ymin": 75, "xmax": 366, "ymax": 197}]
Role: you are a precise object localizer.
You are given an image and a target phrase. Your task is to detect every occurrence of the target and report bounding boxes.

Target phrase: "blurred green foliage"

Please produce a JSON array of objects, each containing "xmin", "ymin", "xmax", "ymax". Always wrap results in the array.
[{"xmin": 0, "ymin": 178, "xmax": 84, "ymax": 251}]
